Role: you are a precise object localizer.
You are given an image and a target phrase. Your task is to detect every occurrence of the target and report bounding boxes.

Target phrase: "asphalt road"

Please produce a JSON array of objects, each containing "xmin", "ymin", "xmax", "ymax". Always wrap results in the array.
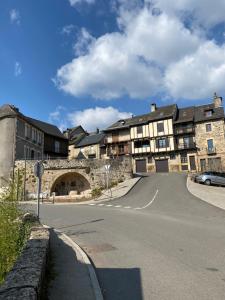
[{"xmin": 37, "ymin": 173, "xmax": 225, "ymax": 300}]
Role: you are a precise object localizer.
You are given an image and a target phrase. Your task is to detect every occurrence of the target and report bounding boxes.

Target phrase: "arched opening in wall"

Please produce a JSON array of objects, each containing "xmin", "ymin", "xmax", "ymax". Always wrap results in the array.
[{"xmin": 51, "ymin": 172, "xmax": 90, "ymax": 196}]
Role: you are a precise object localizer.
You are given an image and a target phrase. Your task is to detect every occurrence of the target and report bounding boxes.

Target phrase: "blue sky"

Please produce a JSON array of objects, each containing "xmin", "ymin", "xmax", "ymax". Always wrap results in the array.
[{"xmin": 0, "ymin": 0, "xmax": 225, "ymax": 132}]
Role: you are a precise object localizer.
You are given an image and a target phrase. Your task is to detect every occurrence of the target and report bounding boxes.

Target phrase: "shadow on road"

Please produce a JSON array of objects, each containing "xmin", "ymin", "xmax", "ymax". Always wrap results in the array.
[{"xmin": 45, "ymin": 229, "xmax": 143, "ymax": 300}]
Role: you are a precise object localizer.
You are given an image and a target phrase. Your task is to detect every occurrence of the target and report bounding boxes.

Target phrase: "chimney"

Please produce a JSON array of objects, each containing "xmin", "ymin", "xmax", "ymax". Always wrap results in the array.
[
  {"xmin": 213, "ymin": 92, "xmax": 222, "ymax": 108},
  {"xmin": 96, "ymin": 128, "xmax": 99, "ymax": 134},
  {"xmin": 151, "ymin": 103, "xmax": 157, "ymax": 112}
]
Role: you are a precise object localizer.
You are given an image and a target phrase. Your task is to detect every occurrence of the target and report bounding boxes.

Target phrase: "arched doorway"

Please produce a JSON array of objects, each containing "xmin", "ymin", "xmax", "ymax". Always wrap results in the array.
[{"xmin": 51, "ymin": 172, "xmax": 90, "ymax": 196}]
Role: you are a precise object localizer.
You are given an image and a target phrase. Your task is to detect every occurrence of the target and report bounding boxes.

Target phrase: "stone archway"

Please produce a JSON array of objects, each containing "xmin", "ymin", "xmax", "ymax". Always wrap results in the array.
[{"xmin": 51, "ymin": 172, "xmax": 91, "ymax": 196}]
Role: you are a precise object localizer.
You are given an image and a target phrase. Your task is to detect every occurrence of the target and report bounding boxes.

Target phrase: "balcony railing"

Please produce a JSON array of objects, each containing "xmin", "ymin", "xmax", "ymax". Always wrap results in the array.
[
  {"xmin": 207, "ymin": 147, "xmax": 216, "ymax": 154},
  {"xmin": 176, "ymin": 142, "xmax": 196, "ymax": 150},
  {"xmin": 174, "ymin": 127, "xmax": 194, "ymax": 135}
]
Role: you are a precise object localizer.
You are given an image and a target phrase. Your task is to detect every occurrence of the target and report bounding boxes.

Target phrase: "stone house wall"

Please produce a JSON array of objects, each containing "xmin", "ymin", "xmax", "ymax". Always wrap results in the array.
[{"xmin": 195, "ymin": 119, "xmax": 225, "ymax": 171}]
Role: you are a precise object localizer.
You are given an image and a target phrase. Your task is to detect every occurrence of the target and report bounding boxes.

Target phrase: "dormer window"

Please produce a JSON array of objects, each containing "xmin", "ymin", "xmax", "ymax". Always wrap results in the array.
[{"xmin": 205, "ymin": 110, "xmax": 213, "ymax": 117}]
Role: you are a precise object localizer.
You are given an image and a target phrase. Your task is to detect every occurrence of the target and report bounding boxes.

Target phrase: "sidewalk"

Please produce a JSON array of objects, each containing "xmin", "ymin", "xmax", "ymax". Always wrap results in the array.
[
  {"xmin": 93, "ymin": 177, "xmax": 141, "ymax": 203},
  {"xmin": 187, "ymin": 176, "xmax": 225, "ymax": 210},
  {"xmin": 46, "ymin": 228, "xmax": 103, "ymax": 300}
]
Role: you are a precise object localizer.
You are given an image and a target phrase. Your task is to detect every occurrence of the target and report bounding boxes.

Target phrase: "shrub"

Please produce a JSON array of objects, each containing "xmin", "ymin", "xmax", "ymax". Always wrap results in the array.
[
  {"xmin": 91, "ymin": 187, "xmax": 102, "ymax": 198},
  {"xmin": 0, "ymin": 171, "xmax": 32, "ymax": 284}
]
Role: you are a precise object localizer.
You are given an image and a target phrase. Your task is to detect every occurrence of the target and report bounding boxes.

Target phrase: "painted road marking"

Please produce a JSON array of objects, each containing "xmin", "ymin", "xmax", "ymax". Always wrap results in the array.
[
  {"xmin": 98, "ymin": 204, "xmax": 105, "ymax": 206},
  {"xmin": 115, "ymin": 205, "xmax": 122, "ymax": 208},
  {"xmin": 106, "ymin": 204, "xmax": 113, "ymax": 207},
  {"xmin": 135, "ymin": 189, "xmax": 158, "ymax": 210},
  {"xmin": 124, "ymin": 206, "xmax": 131, "ymax": 209},
  {"xmin": 89, "ymin": 203, "xmax": 96, "ymax": 206}
]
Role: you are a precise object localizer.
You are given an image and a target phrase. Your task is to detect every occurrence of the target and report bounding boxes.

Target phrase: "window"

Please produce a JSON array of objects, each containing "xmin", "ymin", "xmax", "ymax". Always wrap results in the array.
[
  {"xmin": 32, "ymin": 128, "xmax": 36, "ymax": 142},
  {"xmin": 200, "ymin": 159, "xmax": 206, "ymax": 171},
  {"xmin": 180, "ymin": 153, "xmax": 188, "ymax": 163},
  {"xmin": 119, "ymin": 144, "xmax": 124, "ymax": 153},
  {"xmin": 170, "ymin": 153, "xmax": 176, "ymax": 160},
  {"xmin": 157, "ymin": 122, "xmax": 164, "ymax": 133},
  {"xmin": 206, "ymin": 123, "xmax": 212, "ymax": 132},
  {"xmin": 207, "ymin": 139, "xmax": 214, "ymax": 151},
  {"xmin": 134, "ymin": 140, "xmax": 150, "ymax": 148},
  {"xmin": 37, "ymin": 132, "xmax": 42, "ymax": 145},
  {"xmin": 25, "ymin": 124, "xmax": 30, "ymax": 138},
  {"xmin": 31, "ymin": 149, "xmax": 35, "ymax": 159},
  {"xmin": 183, "ymin": 137, "xmax": 190, "ymax": 148},
  {"xmin": 137, "ymin": 126, "xmax": 143, "ymax": 134},
  {"xmin": 205, "ymin": 110, "xmax": 213, "ymax": 117},
  {"xmin": 55, "ymin": 141, "xmax": 60, "ymax": 153},
  {"xmin": 156, "ymin": 138, "xmax": 169, "ymax": 148},
  {"xmin": 148, "ymin": 156, "xmax": 153, "ymax": 163}
]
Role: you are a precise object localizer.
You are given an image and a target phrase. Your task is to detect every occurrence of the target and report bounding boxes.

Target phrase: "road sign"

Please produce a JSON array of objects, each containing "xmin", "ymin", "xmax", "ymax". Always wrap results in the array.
[
  {"xmin": 34, "ymin": 161, "xmax": 44, "ymax": 178},
  {"xmin": 104, "ymin": 164, "xmax": 111, "ymax": 172}
]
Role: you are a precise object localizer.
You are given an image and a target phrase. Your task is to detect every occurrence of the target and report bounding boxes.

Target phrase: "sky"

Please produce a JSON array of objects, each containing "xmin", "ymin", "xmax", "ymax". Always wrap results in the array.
[{"xmin": 1, "ymin": 0, "xmax": 225, "ymax": 132}]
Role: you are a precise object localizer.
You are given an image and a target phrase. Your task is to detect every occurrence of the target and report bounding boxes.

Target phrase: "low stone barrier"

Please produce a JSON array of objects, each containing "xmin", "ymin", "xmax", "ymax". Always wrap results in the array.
[{"xmin": 0, "ymin": 226, "xmax": 50, "ymax": 300}]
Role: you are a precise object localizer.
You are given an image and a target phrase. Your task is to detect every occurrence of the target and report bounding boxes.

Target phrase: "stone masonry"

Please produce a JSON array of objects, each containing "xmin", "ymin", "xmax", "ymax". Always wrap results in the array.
[
  {"xmin": 15, "ymin": 158, "xmax": 132, "ymax": 198},
  {"xmin": 195, "ymin": 119, "xmax": 225, "ymax": 171}
]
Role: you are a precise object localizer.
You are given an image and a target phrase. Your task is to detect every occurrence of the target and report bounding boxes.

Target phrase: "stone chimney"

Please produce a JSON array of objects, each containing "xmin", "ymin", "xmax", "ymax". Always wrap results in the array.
[
  {"xmin": 151, "ymin": 103, "xmax": 157, "ymax": 112},
  {"xmin": 96, "ymin": 128, "xmax": 100, "ymax": 134},
  {"xmin": 213, "ymin": 92, "xmax": 222, "ymax": 108}
]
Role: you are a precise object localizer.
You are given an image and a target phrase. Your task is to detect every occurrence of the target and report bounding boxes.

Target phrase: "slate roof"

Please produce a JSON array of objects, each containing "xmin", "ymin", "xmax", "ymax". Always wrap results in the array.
[
  {"xmin": 26, "ymin": 117, "xmax": 67, "ymax": 139},
  {"xmin": 69, "ymin": 132, "xmax": 87, "ymax": 146},
  {"xmin": 174, "ymin": 107, "xmax": 195, "ymax": 124},
  {"xmin": 76, "ymin": 132, "xmax": 105, "ymax": 147},
  {"xmin": 194, "ymin": 104, "xmax": 224, "ymax": 123},
  {"xmin": 105, "ymin": 104, "xmax": 178, "ymax": 131}
]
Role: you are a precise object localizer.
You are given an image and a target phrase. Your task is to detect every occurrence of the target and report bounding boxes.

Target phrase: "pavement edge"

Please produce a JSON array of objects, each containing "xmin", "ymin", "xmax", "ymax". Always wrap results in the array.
[{"xmin": 43, "ymin": 225, "xmax": 103, "ymax": 300}]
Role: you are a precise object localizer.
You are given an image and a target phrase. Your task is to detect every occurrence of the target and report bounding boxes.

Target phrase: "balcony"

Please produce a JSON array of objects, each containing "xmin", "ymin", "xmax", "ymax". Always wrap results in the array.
[
  {"xmin": 206, "ymin": 147, "xmax": 216, "ymax": 154},
  {"xmin": 176, "ymin": 142, "xmax": 196, "ymax": 150},
  {"xmin": 174, "ymin": 127, "xmax": 194, "ymax": 135}
]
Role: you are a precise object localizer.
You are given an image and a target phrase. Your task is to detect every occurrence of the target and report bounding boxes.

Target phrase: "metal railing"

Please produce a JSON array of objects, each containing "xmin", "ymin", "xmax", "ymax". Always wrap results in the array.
[
  {"xmin": 176, "ymin": 142, "xmax": 196, "ymax": 150},
  {"xmin": 174, "ymin": 127, "xmax": 194, "ymax": 135},
  {"xmin": 206, "ymin": 147, "xmax": 216, "ymax": 154}
]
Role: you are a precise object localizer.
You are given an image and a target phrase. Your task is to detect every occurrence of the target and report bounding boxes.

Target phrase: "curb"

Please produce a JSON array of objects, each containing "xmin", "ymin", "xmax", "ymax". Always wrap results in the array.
[{"xmin": 44, "ymin": 225, "xmax": 103, "ymax": 300}]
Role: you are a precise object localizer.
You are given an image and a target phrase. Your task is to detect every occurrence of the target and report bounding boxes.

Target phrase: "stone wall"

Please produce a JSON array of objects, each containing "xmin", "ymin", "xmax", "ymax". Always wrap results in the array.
[
  {"xmin": 195, "ymin": 120, "xmax": 225, "ymax": 171},
  {"xmin": 15, "ymin": 158, "xmax": 132, "ymax": 198},
  {"xmin": 0, "ymin": 226, "xmax": 49, "ymax": 300}
]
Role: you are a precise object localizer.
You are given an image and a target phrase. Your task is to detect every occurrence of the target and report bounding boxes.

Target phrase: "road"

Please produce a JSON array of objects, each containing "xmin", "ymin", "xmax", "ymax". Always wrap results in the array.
[{"xmin": 38, "ymin": 173, "xmax": 225, "ymax": 300}]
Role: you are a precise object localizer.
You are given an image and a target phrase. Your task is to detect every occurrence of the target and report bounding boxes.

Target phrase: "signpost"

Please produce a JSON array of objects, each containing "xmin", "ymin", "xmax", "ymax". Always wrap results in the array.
[
  {"xmin": 34, "ymin": 161, "xmax": 44, "ymax": 220},
  {"xmin": 104, "ymin": 164, "xmax": 111, "ymax": 197}
]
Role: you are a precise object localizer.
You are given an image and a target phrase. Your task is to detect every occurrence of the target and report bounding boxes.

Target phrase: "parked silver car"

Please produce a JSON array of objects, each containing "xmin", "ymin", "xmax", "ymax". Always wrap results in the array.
[{"xmin": 195, "ymin": 172, "xmax": 225, "ymax": 186}]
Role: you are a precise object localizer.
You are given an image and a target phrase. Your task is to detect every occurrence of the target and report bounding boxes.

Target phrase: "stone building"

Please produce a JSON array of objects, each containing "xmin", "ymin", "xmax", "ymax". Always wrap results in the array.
[
  {"xmin": 194, "ymin": 95, "xmax": 225, "ymax": 172},
  {"xmin": 104, "ymin": 94, "xmax": 225, "ymax": 173},
  {"xmin": 70, "ymin": 131, "xmax": 106, "ymax": 160},
  {"xmin": 0, "ymin": 104, "xmax": 68, "ymax": 186}
]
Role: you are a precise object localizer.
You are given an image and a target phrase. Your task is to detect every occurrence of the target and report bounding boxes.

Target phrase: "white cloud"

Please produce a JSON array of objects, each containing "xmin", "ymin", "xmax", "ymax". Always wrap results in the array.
[
  {"xmin": 68, "ymin": 106, "xmax": 132, "ymax": 131},
  {"xmin": 14, "ymin": 62, "xmax": 22, "ymax": 77},
  {"xmin": 10, "ymin": 9, "xmax": 21, "ymax": 25},
  {"xmin": 73, "ymin": 28, "xmax": 95, "ymax": 56},
  {"xmin": 69, "ymin": 0, "xmax": 95, "ymax": 6},
  {"xmin": 165, "ymin": 42, "xmax": 225, "ymax": 99},
  {"xmin": 61, "ymin": 24, "xmax": 75, "ymax": 35},
  {"xmin": 49, "ymin": 106, "xmax": 67, "ymax": 132},
  {"xmin": 55, "ymin": 1, "xmax": 225, "ymax": 101},
  {"xmin": 149, "ymin": 0, "xmax": 225, "ymax": 28}
]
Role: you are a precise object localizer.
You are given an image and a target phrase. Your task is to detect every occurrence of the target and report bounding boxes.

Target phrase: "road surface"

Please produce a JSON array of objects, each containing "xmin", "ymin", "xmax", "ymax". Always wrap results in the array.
[{"xmin": 36, "ymin": 173, "xmax": 225, "ymax": 300}]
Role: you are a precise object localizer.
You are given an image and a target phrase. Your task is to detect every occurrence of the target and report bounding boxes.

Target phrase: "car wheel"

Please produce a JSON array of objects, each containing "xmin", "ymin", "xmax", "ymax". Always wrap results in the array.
[{"xmin": 205, "ymin": 179, "xmax": 211, "ymax": 186}]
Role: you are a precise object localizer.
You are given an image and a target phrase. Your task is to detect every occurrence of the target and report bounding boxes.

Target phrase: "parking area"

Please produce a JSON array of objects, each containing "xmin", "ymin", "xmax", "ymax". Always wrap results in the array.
[{"xmin": 187, "ymin": 176, "xmax": 225, "ymax": 210}]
